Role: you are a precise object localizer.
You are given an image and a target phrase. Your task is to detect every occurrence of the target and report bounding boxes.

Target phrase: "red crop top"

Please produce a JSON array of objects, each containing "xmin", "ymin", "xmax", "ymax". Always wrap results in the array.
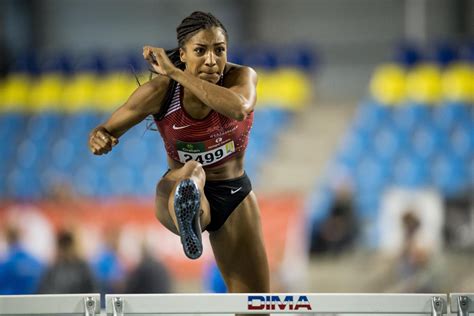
[{"xmin": 154, "ymin": 82, "xmax": 253, "ymax": 167}]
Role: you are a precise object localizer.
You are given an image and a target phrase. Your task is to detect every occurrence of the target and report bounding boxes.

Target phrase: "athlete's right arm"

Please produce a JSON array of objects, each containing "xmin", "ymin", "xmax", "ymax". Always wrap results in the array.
[{"xmin": 88, "ymin": 75, "xmax": 169, "ymax": 155}]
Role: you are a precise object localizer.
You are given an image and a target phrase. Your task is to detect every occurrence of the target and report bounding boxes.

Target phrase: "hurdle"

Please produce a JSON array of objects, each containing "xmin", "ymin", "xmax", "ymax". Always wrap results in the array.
[
  {"xmin": 0, "ymin": 294, "xmax": 100, "ymax": 315},
  {"xmin": 105, "ymin": 293, "xmax": 448, "ymax": 315},
  {"xmin": 449, "ymin": 293, "xmax": 473, "ymax": 316}
]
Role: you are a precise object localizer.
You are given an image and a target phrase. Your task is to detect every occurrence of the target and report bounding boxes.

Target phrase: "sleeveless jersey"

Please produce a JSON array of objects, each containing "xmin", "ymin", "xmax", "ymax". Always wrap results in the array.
[{"xmin": 154, "ymin": 82, "xmax": 253, "ymax": 167}]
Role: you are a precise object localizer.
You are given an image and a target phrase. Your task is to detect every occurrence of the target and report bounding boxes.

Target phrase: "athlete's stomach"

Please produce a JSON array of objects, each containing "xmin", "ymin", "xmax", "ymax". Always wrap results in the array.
[{"xmin": 167, "ymin": 151, "xmax": 245, "ymax": 181}]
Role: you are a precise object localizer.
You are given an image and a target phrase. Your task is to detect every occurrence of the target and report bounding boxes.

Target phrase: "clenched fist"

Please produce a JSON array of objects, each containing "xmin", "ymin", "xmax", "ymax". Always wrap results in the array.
[
  {"xmin": 143, "ymin": 45, "xmax": 178, "ymax": 77},
  {"xmin": 88, "ymin": 126, "xmax": 119, "ymax": 155}
]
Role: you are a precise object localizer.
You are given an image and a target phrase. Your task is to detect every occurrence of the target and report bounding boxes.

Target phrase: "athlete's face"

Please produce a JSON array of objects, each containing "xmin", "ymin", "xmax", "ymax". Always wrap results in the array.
[{"xmin": 180, "ymin": 27, "xmax": 227, "ymax": 84}]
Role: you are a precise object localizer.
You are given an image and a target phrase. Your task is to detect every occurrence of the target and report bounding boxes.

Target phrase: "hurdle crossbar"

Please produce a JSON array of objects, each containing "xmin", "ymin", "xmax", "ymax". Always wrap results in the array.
[
  {"xmin": 105, "ymin": 293, "xmax": 447, "ymax": 315},
  {"xmin": 0, "ymin": 294, "xmax": 100, "ymax": 315},
  {"xmin": 449, "ymin": 293, "xmax": 474, "ymax": 316}
]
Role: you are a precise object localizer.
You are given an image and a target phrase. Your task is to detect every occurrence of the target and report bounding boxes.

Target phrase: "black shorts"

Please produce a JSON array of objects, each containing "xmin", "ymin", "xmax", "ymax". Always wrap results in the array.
[
  {"xmin": 204, "ymin": 172, "xmax": 252, "ymax": 231},
  {"xmin": 161, "ymin": 170, "xmax": 252, "ymax": 232}
]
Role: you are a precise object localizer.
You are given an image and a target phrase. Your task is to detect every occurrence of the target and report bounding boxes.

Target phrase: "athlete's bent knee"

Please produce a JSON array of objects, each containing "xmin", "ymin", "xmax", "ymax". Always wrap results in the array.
[{"xmin": 183, "ymin": 160, "xmax": 206, "ymax": 179}]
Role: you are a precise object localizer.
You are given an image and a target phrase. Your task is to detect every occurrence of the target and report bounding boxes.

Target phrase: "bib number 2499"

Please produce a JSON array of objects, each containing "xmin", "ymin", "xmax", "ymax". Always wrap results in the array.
[
  {"xmin": 182, "ymin": 149, "xmax": 224, "ymax": 165},
  {"xmin": 178, "ymin": 141, "xmax": 235, "ymax": 166}
]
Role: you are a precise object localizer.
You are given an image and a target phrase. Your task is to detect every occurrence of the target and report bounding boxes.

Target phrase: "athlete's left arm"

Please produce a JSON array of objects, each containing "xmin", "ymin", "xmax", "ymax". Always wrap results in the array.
[
  {"xmin": 145, "ymin": 46, "xmax": 256, "ymax": 121},
  {"xmin": 173, "ymin": 66, "xmax": 257, "ymax": 121}
]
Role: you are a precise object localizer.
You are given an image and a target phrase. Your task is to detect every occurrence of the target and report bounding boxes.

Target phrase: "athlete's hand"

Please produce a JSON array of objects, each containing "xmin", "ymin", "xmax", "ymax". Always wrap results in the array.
[
  {"xmin": 88, "ymin": 126, "xmax": 119, "ymax": 155},
  {"xmin": 143, "ymin": 46, "xmax": 177, "ymax": 77}
]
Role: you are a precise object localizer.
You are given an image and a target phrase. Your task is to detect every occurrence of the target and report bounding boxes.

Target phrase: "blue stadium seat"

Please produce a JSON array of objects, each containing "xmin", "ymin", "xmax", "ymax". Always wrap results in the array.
[
  {"xmin": 15, "ymin": 139, "xmax": 42, "ymax": 170},
  {"xmin": 105, "ymin": 52, "xmax": 146, "ymax": 73},
  {"xmin": 336, "ymin": 130, "xmax": 371, "ymax": 168},
  {"xmin": 67, "ymin": 111, "xmax": 101, "ymax": 130},
  {"xmin": 467, "ymin": 42, "xmax": 474, "ymax": 62},
  {"xmin": 431, "ymin": 102, "xmax": 471, "ymax": 130},
  {"xmin": 11, "ymin": 52, "xmax": 40, "ymax": 75},
  {"xmin": 449, "ymin": 124, "xmax": 473, "ymax": 160},
  {"xmin": 355, "ymin": 157, "xmax": 389, "ymax": 195},
  {"xmin": 88, "ymin": 148, "xmax": 115, "ymax": 169},
  {"xmin": 74, "ymin": 53, "xmax": 107, "ymax": 74},
  {"xmin": 7, "ymin": 166, "xmax": 42, "ymax": 200},
  {"xmin": 270, "ymin": 108, "xmax": 292, "ymax": 126},
  {"xmin": 432, "ymin": 42, "xmax": 459, "ymax": 66},
  {"xmin": 49, "ymin": 138, "xmax": 77, "ymax": 172},
  {"xmin": 372, "ymin": 127, "xmax": 405, "ymax": 163},
  {"xmin": 353, "ymin": 100, "xmax": 390, "ymax": 133},
  {"xmin": 240, "ymin": 47, "xmax": 278, "ymax": 69},
  {"xmin": 0, "ymin": 113, "xmax": 27, "ymax": 138},
  {"xmin": 25, "ymin": 112, "xmax": 62, "ymax": 145},
  {"xmin": 392, "ymin": 155, "xmax": 429, "ymax": 188},
  {"xmin": 275, "ymin": 45, "xmax": 317, "ymax": 71},
  {"xmin": 227, "ymin": 48, "xmax": 244, "ymax": 65},
  {"xmin": 74, "ymin": 164, "xmax": 104, "ymax": 197},
  {"xmin": 391, "ymin": 103, "xmax": 430, "ymax": 132},
  {"xmin": 38, "ymin": 53, "xmax": 73, "ymax": 75},
  {"xmin": 62, "ymin": 112, "xmax": 101, "ymax": 148},
  {"xmin": 106, "ymin": 163, "xmax": 138, "ymax": 196},
  {"xmin": 411, "ymin": 123, "xmax": 445, "ymax": 161},
  {"xmin": 142, "ymin": 163, "xmax": 169, "ymax": 196},
  {"xmin": 116, "ymin": 136, "xmax": 149, "ymax": 168},
  {"xmin": 431, "ymin": 155, "xmax": 469, "ymax": 196},
  {"xmin": 394, "ymin": 42, "xmax": 423, "ymax": 67}
]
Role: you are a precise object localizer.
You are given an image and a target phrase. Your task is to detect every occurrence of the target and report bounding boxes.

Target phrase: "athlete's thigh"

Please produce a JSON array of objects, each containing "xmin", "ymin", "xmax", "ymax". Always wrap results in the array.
[
  {"xmin": 209, "ymin": 191, "xmax": 270, "ymax": 293},
  {"xmin": 155, "ymin": 170, "xmax": 181, "ymax": 234}
]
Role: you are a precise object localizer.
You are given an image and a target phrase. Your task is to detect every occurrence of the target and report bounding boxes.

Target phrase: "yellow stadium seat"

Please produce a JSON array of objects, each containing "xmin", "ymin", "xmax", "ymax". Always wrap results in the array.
[
  {"xmin": 255, "ymin": 68, "xmax": 272, "ymax": 106},
  {"xmin": 28, "ymin": 73, "xmax": 65, "ymax": 112},
  {"xmin": 61, "ymin": 72, "xmax": 98, "ymax": 112},
  {"xmin": 94, "ymin": 72, "xmax": 136, "ymax": 112},
  {"xmin": 0, "ymin": 73, "xmax": 31, "ymax": 111},
  {"xmin": 369, "ymin": 63, "xmax": 406, "ymax": 105},
  {"xmin": 273, "ymin": 68, "xmax": 311, "ymax": 109},
  {"xmin": 442, "ymin": 62, "xmax": 474, "ymax": 103},
  {"xmin": 406, "ymin": 63, "xmax": 442, "ymax": 105}
]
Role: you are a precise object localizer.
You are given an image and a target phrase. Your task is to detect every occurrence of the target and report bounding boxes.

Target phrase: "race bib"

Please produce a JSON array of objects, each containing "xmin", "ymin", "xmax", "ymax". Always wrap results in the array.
[{"xmin": 177, "ymin": 140, "xmax": 235, "ymax": 166}]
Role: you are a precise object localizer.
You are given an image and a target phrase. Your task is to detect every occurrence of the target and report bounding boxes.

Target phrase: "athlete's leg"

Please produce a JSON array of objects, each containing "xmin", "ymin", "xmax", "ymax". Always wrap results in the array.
[
  {"xmin": 155, "ymin": 160, "xmax": 210, "ymax": 235},
  {"xmin": 209, "ymin": 191, "xmax": 270, "ymax": 315}
]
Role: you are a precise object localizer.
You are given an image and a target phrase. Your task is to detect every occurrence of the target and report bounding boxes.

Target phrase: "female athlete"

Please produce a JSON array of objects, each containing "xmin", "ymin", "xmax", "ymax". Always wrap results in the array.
[{"xmin": 88, "ymin": 11, "xmax": 270, "ymax": 295}]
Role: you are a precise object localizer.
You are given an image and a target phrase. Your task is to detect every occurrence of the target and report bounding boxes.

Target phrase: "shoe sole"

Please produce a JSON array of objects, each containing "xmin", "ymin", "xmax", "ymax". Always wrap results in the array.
[{"xmin": 174, "ymin": 178, "xmax": 202, "ymax": 259}]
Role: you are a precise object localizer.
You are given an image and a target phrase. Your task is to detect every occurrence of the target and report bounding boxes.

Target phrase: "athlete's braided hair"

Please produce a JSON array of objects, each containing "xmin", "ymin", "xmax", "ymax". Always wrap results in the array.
[{"xmin": 166, "ymin": 11, "xmax": 228, "ymax": 70}]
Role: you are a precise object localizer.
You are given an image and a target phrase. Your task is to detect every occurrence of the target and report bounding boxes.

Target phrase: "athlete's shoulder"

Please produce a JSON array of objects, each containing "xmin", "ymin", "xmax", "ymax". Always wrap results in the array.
[
  {"xmin": 223, "ymin": 63, "xmax": 257, "ymax": 84},
  {"xmin": 127, "ymin": 74, "xmax": 172, "ymax": 115},
  {"xmin": 147, "ymin": 74, "xmax": 172, "ymax": 91}
]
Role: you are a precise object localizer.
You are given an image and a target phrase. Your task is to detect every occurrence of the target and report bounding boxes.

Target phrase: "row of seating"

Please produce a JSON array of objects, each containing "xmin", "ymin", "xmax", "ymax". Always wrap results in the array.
[
  {"xmin": 0, "ymin": 68, "xmax": 311, "ymax": 112},
  {"xmin": 7, "ymin": 46, "xmax": 317, "ymax": 75},
  {"xmin": 370, "ymin": 62, "xmax": 474, "ymax": 105},
  {"xmin": 0, "ymin": 107, "xmax": 292, "ymax": 200},
  {"xmin": 394, "ymin": 41, "xmax": 474, "ymax": 67}
]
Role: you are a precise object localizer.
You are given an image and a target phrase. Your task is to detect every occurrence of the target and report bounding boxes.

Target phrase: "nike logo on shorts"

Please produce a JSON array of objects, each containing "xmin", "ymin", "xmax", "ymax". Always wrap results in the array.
[
  {"xmin": 173, "ymin": 124, "xmax": 191, "ymax": 130},
  {"xmin": 230, "ymin": 187, "xmax": 242, "ymax": 194}
]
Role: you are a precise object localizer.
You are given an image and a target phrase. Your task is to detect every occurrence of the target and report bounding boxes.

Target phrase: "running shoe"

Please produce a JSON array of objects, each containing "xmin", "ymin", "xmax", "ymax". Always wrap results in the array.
[{"xmin": 174, "ymin": 178, "xmax": 203, "ymax": 259}]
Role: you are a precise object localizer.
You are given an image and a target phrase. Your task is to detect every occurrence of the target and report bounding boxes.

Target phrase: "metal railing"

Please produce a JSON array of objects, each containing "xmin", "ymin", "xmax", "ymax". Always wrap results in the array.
[{"xmin": 0, "ymin": 293, "xmax": 472, "ymax": 315}]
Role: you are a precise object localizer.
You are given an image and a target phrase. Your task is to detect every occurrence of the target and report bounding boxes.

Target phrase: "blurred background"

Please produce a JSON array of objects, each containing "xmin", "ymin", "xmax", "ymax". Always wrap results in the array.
[{"xmin": 0, "ymin": 0, "xmax": 473, "ymax": 299}]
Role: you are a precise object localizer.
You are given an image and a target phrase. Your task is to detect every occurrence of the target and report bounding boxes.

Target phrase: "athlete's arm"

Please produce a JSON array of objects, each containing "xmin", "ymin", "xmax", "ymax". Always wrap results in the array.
[
  {"xmin": 145, "ymin": 47, "xmax": 256, "ymax": 121},
  {"xmin": 172, "ymin": 65, "xmax": 256, "ymax": 121},
  {"xmin": 88, "ymin": 75, "xmax": 169, "ymax": 155}
]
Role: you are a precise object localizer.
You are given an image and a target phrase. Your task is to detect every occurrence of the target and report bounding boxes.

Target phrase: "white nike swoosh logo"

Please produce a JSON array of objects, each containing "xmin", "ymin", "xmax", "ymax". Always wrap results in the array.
[
  {"xmin": 172, "ymin": 124, "xmax": 191, "ymax": 130},
  {"xmin": 230, "ymin": 187, "xmax": 242, "ymax": 194}
]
